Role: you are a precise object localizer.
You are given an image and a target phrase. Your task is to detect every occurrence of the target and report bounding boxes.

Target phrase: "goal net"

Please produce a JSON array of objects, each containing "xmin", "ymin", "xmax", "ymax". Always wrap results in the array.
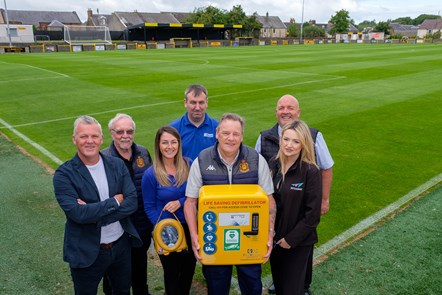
[
  {"xmin": 64, "ymin": 25, "xmax": 112, "ymax": 45},
  {"xmin": 170, "ymin": 38, "xmax": 192, "ymax": 48}
]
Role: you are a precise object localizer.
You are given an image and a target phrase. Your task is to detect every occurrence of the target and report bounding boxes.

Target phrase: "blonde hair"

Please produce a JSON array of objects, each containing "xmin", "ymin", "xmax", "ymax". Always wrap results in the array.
[
  {"xmin": 153, "ymin": 126, "xmax": 189, "ymax": 187},
  {"xmin": 277, "ymin": 120, "xmax": 317, "ymax": 178}
]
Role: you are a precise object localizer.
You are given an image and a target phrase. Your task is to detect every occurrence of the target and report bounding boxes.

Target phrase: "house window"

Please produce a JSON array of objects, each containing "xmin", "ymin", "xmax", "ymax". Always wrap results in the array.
[{"xmin": 99, "ymin": 16, "xmax": 106, "ymax": 26}]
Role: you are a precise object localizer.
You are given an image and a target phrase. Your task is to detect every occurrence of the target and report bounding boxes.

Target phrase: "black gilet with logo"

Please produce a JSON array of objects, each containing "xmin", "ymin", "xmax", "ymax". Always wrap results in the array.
[
  {"xmin": 101, "ymin": 142, "xmax": 153, "ymax": 243},
  {"xmin": 198, "ymin": 143, "xmax": 259, "ymax": 185},
  {"xmin": 260, "ymin": 123, "xmax": 319, "ymax": 163}
]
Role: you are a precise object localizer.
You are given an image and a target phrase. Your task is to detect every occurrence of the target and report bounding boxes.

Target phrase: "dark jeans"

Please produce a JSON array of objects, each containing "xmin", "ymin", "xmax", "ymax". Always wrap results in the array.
[
  {"xmin": 270, "ymin": 245, "xmax": 312, "ymax": 295},
  {"xmin": 70, "ymin": 233, "xmax": 131, "ymax": 295},
  {"xmin": 158, "ymin": 223, "xmax": 196, "ymax": 295},
  {"xmin": 203, "ymin": 264, "xmax": 262, "ymax": 295},
  {"xmin": 103, "ymin": 235, "xmax": 152, "ymax": 295}
]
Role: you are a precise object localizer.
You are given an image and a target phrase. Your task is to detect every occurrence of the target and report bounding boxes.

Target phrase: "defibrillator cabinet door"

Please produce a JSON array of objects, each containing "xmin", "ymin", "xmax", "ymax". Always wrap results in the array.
[{"xmin": 198, "ymin": 184, "xmax": 269, "ymax": 265}]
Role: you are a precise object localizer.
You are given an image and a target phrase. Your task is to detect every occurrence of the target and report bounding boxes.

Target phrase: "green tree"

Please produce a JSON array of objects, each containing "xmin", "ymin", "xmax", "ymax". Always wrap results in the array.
[
  {"xmin": 425, "ymin": 31, "xmax": 442, "ymax": 39},
  {"xmin": 329, "ymin": 9, "xmax": 351, "ymax": 35},
  {"xmin": 244, "ymin": 12, "xmax": 263, "ymax": 38},
  {"xmin": 287, "ymin": 23, "xmax": 299, "ymax": 37},
  {"xmin": 225, "ymin": 5, "xmax": 247, "ymax": 24},
  {"xmin": 225, "ymin": 5, "xmax": 247, "ymax": 39},
  {"xmin": 374, "ymin": 21, "xmax": 391, "ymax": 34},
  {"xmin": 389, "ymin": 33, "xmax": 403, "ymax": 39},
  {"xmin": 392, "ymin": 17, "xmax": 413, "ymax": 25},
  {"xmin": 413, "ymin": 14, "xmax": 441, "ymax": 25},
  {"xmin": 185, "ymin": 6, "xmax": 227, "ymax": 24},
  {"xmin": 357, "ymin": 20, "xmax": 376, "ymax": 32},
  {"xmin": 303, "ymin": 23, "xmax": 326, "ymax": 38}
]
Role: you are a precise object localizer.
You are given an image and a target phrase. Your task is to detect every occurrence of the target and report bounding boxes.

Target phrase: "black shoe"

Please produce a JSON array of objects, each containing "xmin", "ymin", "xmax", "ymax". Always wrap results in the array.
[{"xmin": 268, "ymin": 283, "xmax": 276, "ymax": 294}]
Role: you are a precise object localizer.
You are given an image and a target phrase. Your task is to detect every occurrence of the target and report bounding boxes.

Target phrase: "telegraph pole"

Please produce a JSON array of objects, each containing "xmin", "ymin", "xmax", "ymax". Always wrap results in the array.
[
  {"xmin": 4, "ymin": 0, "xmax": 12, "ymax": 47},
  {"xmin": 300, "ymin": 0, "xmax": 305, "ymax": 44}
]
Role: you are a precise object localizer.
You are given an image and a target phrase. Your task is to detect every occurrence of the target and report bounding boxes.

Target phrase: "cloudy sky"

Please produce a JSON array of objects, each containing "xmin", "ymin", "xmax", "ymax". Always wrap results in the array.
[{"xmin": 3, "ymin": 0, "xmax": 441, "ymax": 24}]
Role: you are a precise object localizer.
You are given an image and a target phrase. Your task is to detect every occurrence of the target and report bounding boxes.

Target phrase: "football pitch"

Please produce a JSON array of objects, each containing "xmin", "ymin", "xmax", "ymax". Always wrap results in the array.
[{"xmin": 1, "ymin": 43, "xmax": 441, "ymax": 293}]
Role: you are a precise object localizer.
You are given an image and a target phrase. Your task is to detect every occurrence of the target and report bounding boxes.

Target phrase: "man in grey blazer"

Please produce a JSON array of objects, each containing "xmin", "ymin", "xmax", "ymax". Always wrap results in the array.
[{"xmin": 53, "ymin": 115, "xmax": 141, "ymax": 295}]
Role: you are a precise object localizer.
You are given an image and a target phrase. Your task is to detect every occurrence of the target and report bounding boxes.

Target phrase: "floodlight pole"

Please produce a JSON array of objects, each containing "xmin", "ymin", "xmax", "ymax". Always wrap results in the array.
[
  {"xmin": 4, "ymin": 0, "xmax": 12, "ymax": 47},
  {"xmin": 300, "ymin": 0, "xmax": 305, "ymax": 44}
]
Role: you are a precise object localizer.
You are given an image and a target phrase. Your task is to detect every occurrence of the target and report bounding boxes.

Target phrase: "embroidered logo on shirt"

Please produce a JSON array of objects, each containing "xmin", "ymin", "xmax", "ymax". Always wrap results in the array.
[
  {"xmin": 204, "ymin": 133, "xmax": 214, "ymax": 138},
  {"xmin": 136, "ymin": 156, "xmax": 145, "ymax": 167},
  {"xmin": 239, "ymin": 160, "xmax": 249, "ymax": 173},
  {"xmin": 290, "ymin": 182, "xmax": 304, "ymax": 191},
  {"xmin": 206, "ymin": 165, "xmax": 216, "ymax": 171}
]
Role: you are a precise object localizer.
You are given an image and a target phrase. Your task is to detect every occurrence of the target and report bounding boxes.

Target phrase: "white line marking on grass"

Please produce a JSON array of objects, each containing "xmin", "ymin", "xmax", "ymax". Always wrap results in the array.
[
  {"xmin": 313, "ymin": 173, "xmax": 442, "ymax": 259},
  {"xmin": 0, "ymin": 118, "xmax": 63, "ymax": 165},
  {"xmin": 259, "ymin": 173, "xmax": 442, "ymax": 290},
  {"xmin": 0, "ymin": 61, "xmax": 69, "ymax": 81},
  {"xmin": 1, "ymin": 76, "xmax": 346, "ymax": 129},
  {"xmin": 0, "ymin": 76, "xmax": 66, "ymax": 83},
  {"xmin": 23, "ymin": 64, "xmax": 69, "ymax": 78},
  {"xmin": 0, "ymin": 101, "xmax": 179, "ymax": 129}
]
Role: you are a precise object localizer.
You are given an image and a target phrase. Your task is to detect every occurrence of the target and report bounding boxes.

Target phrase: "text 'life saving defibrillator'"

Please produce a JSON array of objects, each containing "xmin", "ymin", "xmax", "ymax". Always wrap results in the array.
[{"xmin": 198, "ymin": 184, "xmax": 269, "ymax": 265}]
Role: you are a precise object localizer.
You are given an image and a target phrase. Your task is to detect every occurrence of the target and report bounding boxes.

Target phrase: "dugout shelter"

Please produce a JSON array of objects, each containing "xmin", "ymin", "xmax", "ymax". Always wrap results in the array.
[{"xmin": 127, "ymin": 22, "xmax": 242, "ymax": 43}]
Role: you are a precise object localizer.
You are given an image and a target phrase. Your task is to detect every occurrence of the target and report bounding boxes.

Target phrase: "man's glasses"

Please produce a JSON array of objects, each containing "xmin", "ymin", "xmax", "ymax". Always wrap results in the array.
[{"xmin": 112, "ymin": 129, "xmax": 134, "ymax": 135}]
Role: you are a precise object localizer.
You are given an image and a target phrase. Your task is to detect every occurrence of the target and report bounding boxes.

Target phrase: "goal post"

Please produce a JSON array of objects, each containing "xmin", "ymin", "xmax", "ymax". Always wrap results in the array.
[
  {"xmin": 64, "ymin": 25, "xmax": 112, "ymax": 45},
  {"xmin": 235, "ymin": 37, "xmax": 254, "ymax": 46},
  {"xmin": 170, "ymin": 38, "xmax": 192, "ymax": 48}
]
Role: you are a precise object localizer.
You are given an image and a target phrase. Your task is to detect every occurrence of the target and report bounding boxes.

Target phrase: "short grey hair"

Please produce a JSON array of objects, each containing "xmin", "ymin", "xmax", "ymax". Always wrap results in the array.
[
  {"xmin": 108, "ymin": 113, "xmax": 136, "ymax": 131},
  {"xmin": 217, "ymin": 113, "xmax": 245, "ymax": 134},
  {"xmin": 73, "ymin": 115, "xmax": 102, "ymax": 135}
]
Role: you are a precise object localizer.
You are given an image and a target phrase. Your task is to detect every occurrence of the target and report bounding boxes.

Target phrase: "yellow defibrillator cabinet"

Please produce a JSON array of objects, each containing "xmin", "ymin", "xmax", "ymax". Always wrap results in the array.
[{"xmin": 198, "ymin": 184, "xmax": 269, "ymax": 265}]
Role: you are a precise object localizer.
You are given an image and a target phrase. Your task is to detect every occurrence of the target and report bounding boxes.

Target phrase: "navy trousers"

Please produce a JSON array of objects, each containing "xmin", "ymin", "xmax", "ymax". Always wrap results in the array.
[
  {"xmin": 203, "ymin": 264, "xmax": 262, "ymax": 295},
  {"xmin": 70, "ymin": 233, "xmax": 132, "ymax": 295}
]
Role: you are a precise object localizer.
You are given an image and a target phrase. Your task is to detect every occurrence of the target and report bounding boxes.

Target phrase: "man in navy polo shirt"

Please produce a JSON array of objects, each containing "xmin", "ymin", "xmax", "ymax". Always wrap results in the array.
[{"xmin": 170, "ymin": 84, "xmax": 218, "ymax": 160}]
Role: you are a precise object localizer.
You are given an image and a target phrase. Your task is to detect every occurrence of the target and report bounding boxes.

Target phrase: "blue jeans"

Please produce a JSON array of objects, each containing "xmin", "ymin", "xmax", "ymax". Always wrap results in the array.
[{"xmin": 70, "ymin": 233, "xmax": 132, "ymax": 295}]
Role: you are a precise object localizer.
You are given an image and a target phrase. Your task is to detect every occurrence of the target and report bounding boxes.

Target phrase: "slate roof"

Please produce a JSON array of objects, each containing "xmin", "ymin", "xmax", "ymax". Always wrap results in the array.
[
  {"xmin": 256, "ymin": 15, "xmax": 286, "ymax": 29},
  {"xmin": 419, "ymin": 19, "xmax": 442, "ymax": 30},
  {"xmin": 169, "ymin": 12, "xmax": 193, "ymax": 23},
  {"xmin": 3, "ymin": 10, "xmax": 81, "ymax": 27},
  {"xmin": 90, "ymin": 14, "xmax": 112, "ymax": 26},
  {"xmin": 137, "ymin": 12, "xmax": 180, "ymax": 24},
  {"xmin": 390, "ymin": 23, "xmax": 419, "ymax": 31},
  {"xmin": 114, "ymin": 11, "xmax": 182, "ymax": 27}
]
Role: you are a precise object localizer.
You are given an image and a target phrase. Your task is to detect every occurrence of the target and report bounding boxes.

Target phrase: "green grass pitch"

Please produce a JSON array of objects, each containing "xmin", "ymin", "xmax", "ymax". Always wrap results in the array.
[{"xmin": 1, "ymin": 44, "xmax": 441, "ymax": 289}]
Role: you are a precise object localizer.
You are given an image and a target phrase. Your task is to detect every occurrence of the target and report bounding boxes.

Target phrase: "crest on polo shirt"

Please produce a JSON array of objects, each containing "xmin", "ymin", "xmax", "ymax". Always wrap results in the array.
[
  {"xmin": 239, "ymin": 159, "xmax": 249, "ymax": 173},
  {"xmin": 136, "ymin": 156, "xmax": 145, "ymax": 167}
]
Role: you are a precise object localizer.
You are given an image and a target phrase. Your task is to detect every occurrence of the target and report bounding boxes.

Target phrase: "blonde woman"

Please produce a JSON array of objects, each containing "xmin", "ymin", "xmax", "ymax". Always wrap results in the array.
[
  {"xmin": 142, "ymin": 126, "xmax": 196, "ymax": 295},
  {"xmin": 268, "ymin": 120, "xmax": 322, "ymax": 295}
]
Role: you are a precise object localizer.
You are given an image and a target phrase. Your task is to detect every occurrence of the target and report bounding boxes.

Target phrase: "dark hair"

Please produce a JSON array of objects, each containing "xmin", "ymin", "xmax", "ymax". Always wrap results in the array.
[{"xmin": 184, "ymin": 84, "xmax": 208, "ymax": 100}]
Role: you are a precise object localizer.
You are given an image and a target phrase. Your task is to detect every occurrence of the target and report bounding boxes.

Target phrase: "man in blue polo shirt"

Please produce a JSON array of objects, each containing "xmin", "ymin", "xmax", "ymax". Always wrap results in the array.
[{"xmin": 170, "ymin": 84, "xmax": 218, "ymax": 160}]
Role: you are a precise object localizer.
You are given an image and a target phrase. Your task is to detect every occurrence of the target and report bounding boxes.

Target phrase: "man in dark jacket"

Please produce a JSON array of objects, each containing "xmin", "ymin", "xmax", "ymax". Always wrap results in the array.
[
  {"xmin": 101, "ymin": 113, "xmax": 153, "ymax": 295},
  {"xmin": 53, "ymin": 115, "xmax": 140, "ymax": 295}
]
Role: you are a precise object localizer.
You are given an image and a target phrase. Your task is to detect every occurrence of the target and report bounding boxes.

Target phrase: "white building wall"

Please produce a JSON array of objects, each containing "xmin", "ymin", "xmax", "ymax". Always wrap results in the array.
[{"xmin": 0, "ymin": 25, "xmax": 34, "ymax": 43}]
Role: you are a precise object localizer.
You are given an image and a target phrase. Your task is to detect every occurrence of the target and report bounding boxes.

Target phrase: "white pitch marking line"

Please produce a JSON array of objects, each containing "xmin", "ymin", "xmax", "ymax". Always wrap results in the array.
[
  {"xmin": 0, "ymin": 76, "xmax": 65, "ymax": 83},
  {"xmin": 260, "ymin": 172, "xmax": 442, "ymax": 290},
  {"xmin": 0, "ymin": 118, "xmax": 63, "ymax": 165},
  {"xmin": 1, "ymin": 76, "xmax": 346, "ymax": 129},
  {"xmin": 0, "ymin": 61, "xmax": 69, "ymax": 79},
  {"xmin": 22, "ymin": 64, "xmax": 70, "ymax": 77},
  {"xmin": 1, "ymin": 100, "xmax": 180, "ymax": 129}
]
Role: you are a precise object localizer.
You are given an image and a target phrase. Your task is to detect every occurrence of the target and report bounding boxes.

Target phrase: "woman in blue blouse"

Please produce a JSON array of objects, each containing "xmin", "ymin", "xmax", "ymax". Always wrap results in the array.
[{"xmin": 142, "ymin": 126, "xmax": 196, "ymax": 295}]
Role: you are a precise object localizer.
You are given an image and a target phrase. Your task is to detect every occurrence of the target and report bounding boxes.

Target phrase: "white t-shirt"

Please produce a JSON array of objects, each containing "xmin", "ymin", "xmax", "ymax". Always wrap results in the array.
[{"xmin": 87, "ymin": 156, "xmax": 124, "ymax": 244}]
